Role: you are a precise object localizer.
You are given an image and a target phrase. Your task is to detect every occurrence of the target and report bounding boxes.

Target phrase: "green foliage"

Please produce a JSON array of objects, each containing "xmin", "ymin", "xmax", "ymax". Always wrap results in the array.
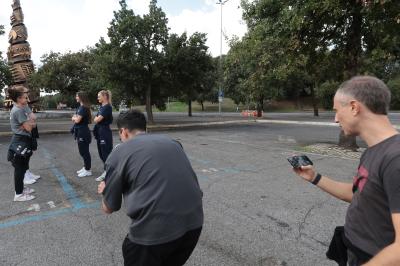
[
  {"xmin": 316, "ymin": 81, "xmax": 340, "ymax": 109},
  {"xmin": 40, "ymin": 93, "xmax": 77, "ymax": 110},
  {"xmin": 165, "ymin": 32, "xmax": 216, "ymax": 115},
  {"xmin": 228, "ymin": 0, "xmax": 400, "ymax": 114},
  {"xmin": 29, "ymin": 51, "xmax": 98, "ymax": 101},
  {"xmin": 0, "ymin": 25, "xmax": 12, "ymax": 89},
  {"xmin": 388, "ymin": 76, "xmax": 400, "ymax": 110},
  {"xmin": 95, "ymin": 0, "xmax": 169, "ymax": 122}
]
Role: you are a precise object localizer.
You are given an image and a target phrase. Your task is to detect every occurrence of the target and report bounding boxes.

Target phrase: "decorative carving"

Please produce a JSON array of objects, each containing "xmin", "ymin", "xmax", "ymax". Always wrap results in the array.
[
  {"xmin": 11, "ymin": 8, "xmax": 24, "ymax": 26},
  {"xmin": 4, "ymin": 0, "xmax": 39, "ymax": 110},
  {"xmin": 8, "ymin": 24, "xmax": 28, "ymax": 44},
  {"xmin": 10, "ymin": 61, "xmax": 34, "ymax": 83},
  {"xmin": 12, "ymin": 0, "xmax": 21, "ymax": 10},
  {"xmin": 7, "ymin": 42, "xmax": 32, "ymax": 63}
]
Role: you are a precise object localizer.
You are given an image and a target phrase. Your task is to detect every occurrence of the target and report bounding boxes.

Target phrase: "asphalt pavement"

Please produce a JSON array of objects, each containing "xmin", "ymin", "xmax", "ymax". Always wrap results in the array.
[{"xmin": 0, "ymin": 121, "xmax": 361, "ymax": 266}]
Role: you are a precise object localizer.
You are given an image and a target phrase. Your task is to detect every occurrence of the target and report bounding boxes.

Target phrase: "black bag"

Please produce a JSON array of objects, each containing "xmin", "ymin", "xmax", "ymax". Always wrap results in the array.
[
  {"xmin": 326, "ymin": 226, "xmax": 348, "ymax": 266},
  {"xmin": 31, "ymin": 126, "xmax": 39, "ymax": 139},
  {"xmin": 326, "ymin": 226, "xmax": 372, "ymax": 265},
  {"xmin": 8, "ymin": 136, "xmax": 33, "ymax": 159}
]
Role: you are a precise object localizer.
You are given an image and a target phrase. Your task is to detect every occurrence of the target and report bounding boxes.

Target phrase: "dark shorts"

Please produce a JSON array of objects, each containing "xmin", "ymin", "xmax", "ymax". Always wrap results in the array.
[{"xmin": 122, "ymin": 227, "xmax": 202, "ymax": 266}]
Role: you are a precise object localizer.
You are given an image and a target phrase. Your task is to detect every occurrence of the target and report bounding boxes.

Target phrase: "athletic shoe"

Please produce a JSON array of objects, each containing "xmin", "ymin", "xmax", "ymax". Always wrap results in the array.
[
  {"xmin": 78, "ymin": 169, "xmax": 92, "ymax": 178},
  {"xmin": 23, "ymin": 174, "xmax": 37, "ymax": 185},
  {"xmin": 76, "ymin": 167, "xmax": 85, "ymax": 174},
  {"xmin": 23, "ymin": 187, "xmax": 35, "ymax": 194},
  {"xmin": 26, "ymin": 170, "xmax": 41, "ymax": 180},
  {"xmin": 95, "ymin": 171, "xmax": 106, "ymax": 182},
  {"xmin": 14, "ymin": 193, "xmax": 35, "ymax": 202}
]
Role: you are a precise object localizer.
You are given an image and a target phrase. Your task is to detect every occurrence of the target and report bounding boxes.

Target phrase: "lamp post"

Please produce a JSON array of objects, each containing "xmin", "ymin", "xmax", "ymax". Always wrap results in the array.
[{"xmin": 216, "ymin": 0, "xmax": 231, "ymax": 114}]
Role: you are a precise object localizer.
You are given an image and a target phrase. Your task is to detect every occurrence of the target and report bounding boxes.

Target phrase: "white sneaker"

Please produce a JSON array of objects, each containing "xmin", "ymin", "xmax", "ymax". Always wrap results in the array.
[
  {"xmin": 23, "ymin": 187, "xmax": 35, "ymax": 194},
  {"xmin": 78, "ymin": 169, "xmax": 92, "ymax": 178},
  {"xmin": 23, "ymin": 174, "xmax": 37, "ymax": 185},
  {"xmin": 76, "ymin": 167, "xmax": 85, "ymax": 174},
  {"xmin": 95, "ymin": 171, "xmax": 106, "ymax": 182},
  {"xmin": 26, "ymin": 170, "xmax": 41, "ymax": 180},
  {"xmin": 14, "ymin": 193, "xmax": 35, "ymax": 202}
]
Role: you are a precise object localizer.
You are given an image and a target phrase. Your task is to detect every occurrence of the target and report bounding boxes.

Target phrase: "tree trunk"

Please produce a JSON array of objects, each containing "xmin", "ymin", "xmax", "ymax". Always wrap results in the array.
[
  {"xmin": 145, "ymin": 85, "xmax": 154, "ymax": 124},
  {"xmin": 344, "ymin": 3, "xmax": 362, "ymax": 79},
  {"xmin": 339, "ymin": 130, "xmax": 358, "ymax": 151},
  {"xmin": 310, "ymin": 86, "xmax": 319, "ymax": 117},
  {"xmin": 200, "ymin": 101, "xmax": 204, "ymax": 112},
  {"xmin": 256, "ymin": 95, "xmax": 263, "ymax": 117},
  {"xmin": 338, "ymin": 2, "xmax": 362, "ymax": 150},
  {"xmin": 188, "ymin": 99, "xmax": 192, "ymax": 117},
  {"xmin": 295, "ymin": 93, "xmax": 302, "ymax": 110}
]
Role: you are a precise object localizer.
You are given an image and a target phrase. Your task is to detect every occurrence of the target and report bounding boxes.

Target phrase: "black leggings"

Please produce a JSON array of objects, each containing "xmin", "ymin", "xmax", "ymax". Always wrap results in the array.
[
  {"xmin": 96, "ymin": 137, "xmax": 113, "ymax": 169},
  {"xmin": 78, "ymin": 140, "xmax": 91, "ymax": 170},
  {"xmin": 12, "ymin": 156, "xmax": 30, "ymax": 194}
]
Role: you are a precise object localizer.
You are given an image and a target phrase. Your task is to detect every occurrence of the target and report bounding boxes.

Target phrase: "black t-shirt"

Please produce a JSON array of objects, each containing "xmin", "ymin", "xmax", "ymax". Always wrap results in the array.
[
  {"xmin": 345, "ymin": 134, "xmax": 400, "ymax": 255},
  {"xmin": 97, "ymin": 104, "xmax": 113, "ymax": 126},
  {"xmin": 75, "ymin": 105, "xmax": 90, "ymax": 128}
]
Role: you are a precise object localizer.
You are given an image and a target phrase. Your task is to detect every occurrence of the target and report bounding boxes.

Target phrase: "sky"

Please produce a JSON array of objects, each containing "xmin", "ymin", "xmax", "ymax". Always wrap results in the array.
[{"xmin": 0, "ymin": 0, "xmax": 248, "ymax": 65}]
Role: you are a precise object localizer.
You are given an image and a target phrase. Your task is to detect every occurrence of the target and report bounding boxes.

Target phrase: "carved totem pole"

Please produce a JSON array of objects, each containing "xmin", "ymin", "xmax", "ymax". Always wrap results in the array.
[{"xmin": 4, "ymin": 0, "xmax": 38, "ymax": 110}]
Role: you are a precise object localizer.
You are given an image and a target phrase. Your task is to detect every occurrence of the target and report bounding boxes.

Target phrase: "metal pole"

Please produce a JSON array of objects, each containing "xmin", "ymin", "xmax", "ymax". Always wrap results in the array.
[
  {"xmin": 219, "ymin": 1, "xmax": 223, "ymax": 114},
  {"xmin": 217, "ymin": 0, "xmax": 230, "ymax": 115}
]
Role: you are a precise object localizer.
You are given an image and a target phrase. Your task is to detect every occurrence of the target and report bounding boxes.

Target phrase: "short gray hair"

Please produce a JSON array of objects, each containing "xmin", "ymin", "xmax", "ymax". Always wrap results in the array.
[{"xmin": 337, "ymin": 76, "xmax": 391, "ymax": 115}]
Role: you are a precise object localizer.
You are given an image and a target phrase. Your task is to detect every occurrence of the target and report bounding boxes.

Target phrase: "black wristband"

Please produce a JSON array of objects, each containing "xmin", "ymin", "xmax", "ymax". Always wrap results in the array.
[{"xmin": 311, "ymin": 173, "xmax": 322, "ymax": 185}]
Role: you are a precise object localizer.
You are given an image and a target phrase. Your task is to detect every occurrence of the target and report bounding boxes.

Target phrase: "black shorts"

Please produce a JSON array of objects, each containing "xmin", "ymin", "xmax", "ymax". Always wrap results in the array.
[{"xmin": 122, "ymin": 227, "xmax": 202, "ymax": 266}]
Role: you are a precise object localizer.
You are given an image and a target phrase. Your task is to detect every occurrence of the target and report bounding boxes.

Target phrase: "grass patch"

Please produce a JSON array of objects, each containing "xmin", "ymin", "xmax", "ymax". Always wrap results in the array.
[{"xmin": 128, "ymin": 98, "xmax": 318, "ymax": 113}]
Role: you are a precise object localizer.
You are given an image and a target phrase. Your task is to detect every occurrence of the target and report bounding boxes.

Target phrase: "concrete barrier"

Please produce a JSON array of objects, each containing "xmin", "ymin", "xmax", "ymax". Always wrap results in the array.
[{"xmin": 0, "ymin": 110, "xmax": 74, "ymax": 120}]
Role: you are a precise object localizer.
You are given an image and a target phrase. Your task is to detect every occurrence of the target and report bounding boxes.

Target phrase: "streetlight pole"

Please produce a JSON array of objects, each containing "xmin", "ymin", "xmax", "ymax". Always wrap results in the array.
[{"xmin": 217, "ymin": 0, "xmax": 230, "ymax": 115}]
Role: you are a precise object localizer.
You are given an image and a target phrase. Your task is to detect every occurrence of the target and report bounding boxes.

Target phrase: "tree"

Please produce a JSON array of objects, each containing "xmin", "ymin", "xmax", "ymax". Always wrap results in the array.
[
  {"xmin": 29, "ymin": 50, "xmax": 98, "ymax": 104},
  {"xmin": 196, "ymin": 56, "xmax": 219, "ymax": 111},
  {"xmin": 96, "ymin": 0, "xmax": 169, "ymax": 123},
  {"xmin": 165, "ymin": 32, "xmax": 215, "ymax": 116},
  {"xmin": 239, "ymin": 0, "xmax": 400, "ymax": 149},
  {"xmin": 0, "ymin": 25, "xmax": 12, "ymax": 90},
  {"xmin": 224, "ymin": 18, "xmax": 291, "ymax": 117}
]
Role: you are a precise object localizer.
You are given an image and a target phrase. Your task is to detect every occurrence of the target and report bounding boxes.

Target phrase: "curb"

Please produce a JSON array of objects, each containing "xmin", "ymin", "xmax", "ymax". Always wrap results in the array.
[
  {"xmin": 0, "ymin": 120, "xmax": 256, "ymax": 137},
  {"xmin": 257, "ymin": 119, "xmax": 400, "ymax": 130},
  {"xmin": 257, "ymin": 119, "xmax": 338, "ymax": 127}
]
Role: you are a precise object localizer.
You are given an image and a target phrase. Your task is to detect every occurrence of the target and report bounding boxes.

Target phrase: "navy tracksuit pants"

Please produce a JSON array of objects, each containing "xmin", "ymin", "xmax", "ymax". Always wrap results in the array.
[{"xmin": 96, "ymin": 126, "xmax": 113, "ymax": 169}]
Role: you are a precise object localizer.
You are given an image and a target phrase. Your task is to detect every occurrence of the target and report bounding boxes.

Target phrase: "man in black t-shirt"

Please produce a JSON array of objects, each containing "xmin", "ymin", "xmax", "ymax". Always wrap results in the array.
[{"xmin": 293, "ymin": 76, "xmax": 400, "ymax": 265}]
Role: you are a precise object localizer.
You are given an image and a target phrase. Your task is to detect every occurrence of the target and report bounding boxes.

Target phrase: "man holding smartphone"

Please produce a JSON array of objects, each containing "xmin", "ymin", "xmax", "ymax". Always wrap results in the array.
[
  {"xmin": 292, "ymin": 76, "xmax": 400, "ymax": 265},
  {"xmin": 98, "ymin": 110, "xmax": 203, "ymax": 266}
]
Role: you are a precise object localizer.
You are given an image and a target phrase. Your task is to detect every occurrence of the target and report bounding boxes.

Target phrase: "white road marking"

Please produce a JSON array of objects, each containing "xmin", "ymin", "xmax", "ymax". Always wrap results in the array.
[{"xmin": 27, "ymin": 204, "xmax": 40, "ymax": 212}]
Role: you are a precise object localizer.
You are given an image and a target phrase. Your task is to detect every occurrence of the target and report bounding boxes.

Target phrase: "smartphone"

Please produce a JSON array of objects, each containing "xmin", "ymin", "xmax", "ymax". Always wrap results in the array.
[{"xmin": 287, "ymin": 155, "xmax": 313, "ymax": 168}]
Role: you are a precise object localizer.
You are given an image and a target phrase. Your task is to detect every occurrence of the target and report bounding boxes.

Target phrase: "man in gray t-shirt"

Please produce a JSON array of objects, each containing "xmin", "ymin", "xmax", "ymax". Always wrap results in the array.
[
  {"xmin": 98, "ymin": 110, "xmax": 203, "ymax": 266},
  {"xmin": 293, "ymin": 76, "xmax": 400, "ymax": 265}
]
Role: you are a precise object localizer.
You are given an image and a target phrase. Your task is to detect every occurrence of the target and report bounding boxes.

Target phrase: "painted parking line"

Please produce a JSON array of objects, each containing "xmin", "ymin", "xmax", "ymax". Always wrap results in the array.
[
  {"xmin": 42, "ymin": 148, "xmax": 85, "ymax": 209},
  {"xmin": 0, "ymin": 148, "xmax": 100, "ymax": 230},
  {"xmin": 0, "ymin": 202, "xmax": 100, "ymax": 230},
  {"xmin": 189, "ymin": 156, "xmax": 258, "ymax": 179},
  {"xmin": 49, "ymin": 166, "xmax": 84, "ymax": 209}
]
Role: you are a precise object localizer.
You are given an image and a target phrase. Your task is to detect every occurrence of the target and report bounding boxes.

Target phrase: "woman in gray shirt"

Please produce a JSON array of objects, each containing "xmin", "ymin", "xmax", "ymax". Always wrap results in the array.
[{"xmin": 7, "ymin": 86, "xmax": 36, "ymax": 202}]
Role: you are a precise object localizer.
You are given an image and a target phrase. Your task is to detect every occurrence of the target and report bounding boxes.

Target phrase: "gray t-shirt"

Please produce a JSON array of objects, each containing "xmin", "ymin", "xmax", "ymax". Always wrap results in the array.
[
  {"xmin": 10, "ymin": 105, "xmax": 31, "ymax": 136},
  {"xmin": 103, "ymin": 134, "xmax": 204, "ymax": 245},
  {"xmin": 345, "ymin": 134, "xmax": 400, "ymax": 255}
]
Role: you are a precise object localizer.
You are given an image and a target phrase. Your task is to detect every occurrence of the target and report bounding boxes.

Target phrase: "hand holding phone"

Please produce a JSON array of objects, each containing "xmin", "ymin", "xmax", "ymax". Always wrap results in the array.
[{"xmin": 287, "ymin": 155, "xmax": 313, "ymax": 168}]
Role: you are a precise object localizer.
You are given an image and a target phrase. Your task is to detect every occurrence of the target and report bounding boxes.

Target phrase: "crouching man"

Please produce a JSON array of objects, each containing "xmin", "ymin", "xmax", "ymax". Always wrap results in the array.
[{"xmin": 98, "ymin": 110, "xmax": 204, "ymax": 266}]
